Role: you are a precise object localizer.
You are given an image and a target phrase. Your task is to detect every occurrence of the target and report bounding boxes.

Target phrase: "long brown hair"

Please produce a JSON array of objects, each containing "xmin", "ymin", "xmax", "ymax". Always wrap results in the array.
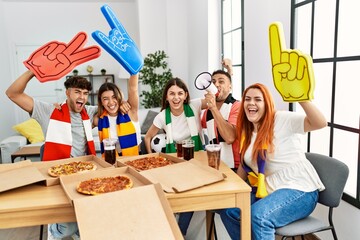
[
  {"xmin": 97, "ymin": 82, "xmax": 123, "ymax": 117},
  {"xmin": 237, "ymin": 83, "xmax": 275, "ymax": 162},
  {"xmin": 161, "ymin": 77, "xmax": 190, "ymax": 111}
]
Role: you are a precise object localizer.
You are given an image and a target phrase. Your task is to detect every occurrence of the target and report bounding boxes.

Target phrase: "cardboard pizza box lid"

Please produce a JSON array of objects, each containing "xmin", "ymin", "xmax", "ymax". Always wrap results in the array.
[
  {"xmin": 32, "ymin": 155, "xmax": 114, "ymax": 186},
  {"xmin": 60, "ymin": 166, "xmax": 153, "ymax": 205},
  {"xmin": 73, "ymin": 183, "xmax": 183, "ymax": 240},
  {"xmin": 0, "ymin": 160, "xmax": 45, "ymax": 193},
  {"xmin": 139, "ymin": 158, "xmax": 225, "ymax": 193},
  {"xmin": 116, "ymin": 152, "xmax": 185, "ymax": 168}
]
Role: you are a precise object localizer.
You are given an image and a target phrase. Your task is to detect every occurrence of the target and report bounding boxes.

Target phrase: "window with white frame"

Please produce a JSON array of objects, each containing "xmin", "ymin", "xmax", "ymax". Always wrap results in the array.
[
  {"xmin": 221, "ymin": 0, "xmax": 244, "ymax": 99},
  {"xmin": 293, "ymin": 0, "xmax": 360, "ymax": 208}
]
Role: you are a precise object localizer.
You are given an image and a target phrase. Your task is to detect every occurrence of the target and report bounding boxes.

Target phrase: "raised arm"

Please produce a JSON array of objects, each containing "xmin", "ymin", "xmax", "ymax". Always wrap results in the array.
[
  {"xmin": 126, "ymin": 74, "xmax": 139, "ymax": 122},
  {"xmin": 300, "ymin": 102, "xmax": 327, "ymax": 132},
  {"xmin": 6, "ymin": 70, "xmax": 35, "ymax": 114},
  {"xmin": 222, "ymin": 58, "xmax": 233, "ymax": 76}
]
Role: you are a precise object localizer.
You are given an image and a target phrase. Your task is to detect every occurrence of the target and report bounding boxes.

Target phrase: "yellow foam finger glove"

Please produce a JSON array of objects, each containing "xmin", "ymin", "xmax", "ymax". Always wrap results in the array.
[{"xmin": 269, "ymin": 22, "xmax": 315, "ymax": 102}]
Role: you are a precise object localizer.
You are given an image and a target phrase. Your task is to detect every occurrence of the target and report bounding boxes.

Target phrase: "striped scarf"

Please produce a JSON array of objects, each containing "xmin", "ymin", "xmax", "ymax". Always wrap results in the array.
[
  {"xmin": 240, "ymin": 134, "xmax": 268, "ymax": 199},
  {"xmin": 98, "ymin": 111, "xmax": 139, "ymax": 156},
  {"xmin": 164, "ymin": 104, "xmax": 203, "ymax": 153},
  {"xmin": 243, "ymin": 152, "xmax": 268, "ymax": 199},
  {"xmin": 43, "ymin": 103, "xmax": 95, "ymax": 161},
  {"xmin": 204, "ymin": 94, "xmax": 237, "ymax": 168}
]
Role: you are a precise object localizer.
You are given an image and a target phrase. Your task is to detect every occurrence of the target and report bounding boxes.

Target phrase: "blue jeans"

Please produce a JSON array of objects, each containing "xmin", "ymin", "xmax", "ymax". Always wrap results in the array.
[
  {"xmin": 218, "ymin": 188, "xmax": 318, "ymax": 240},
  {"xmin": 49, "ymin": 222, "xmax": 79, "ymax": 238},
  {"xmin": 178, "ymin": 212, "xmax": 194, "ymax": 236}
]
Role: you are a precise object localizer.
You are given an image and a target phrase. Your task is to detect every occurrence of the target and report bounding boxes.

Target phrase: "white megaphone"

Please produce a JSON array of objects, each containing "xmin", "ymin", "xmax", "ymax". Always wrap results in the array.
[{"xmin": 194, "ymin": 72, "xmax": 219, "ymax": 96}]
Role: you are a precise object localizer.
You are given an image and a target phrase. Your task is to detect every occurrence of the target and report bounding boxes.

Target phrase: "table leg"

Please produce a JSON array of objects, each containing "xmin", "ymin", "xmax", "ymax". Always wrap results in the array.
[
  {"xmin": 236, "ymin": 192, "xmax": 251, "ymax": 240},
  {"xmin": 206, "ymin": 211, "xmax": 216, "ymax": 240}
]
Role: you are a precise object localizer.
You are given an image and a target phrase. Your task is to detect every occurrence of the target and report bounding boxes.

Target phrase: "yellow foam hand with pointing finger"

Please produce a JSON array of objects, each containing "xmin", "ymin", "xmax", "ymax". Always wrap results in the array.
[{"xmin": 269, "ymin": 22, "xmax": 315, "ymax": 102}]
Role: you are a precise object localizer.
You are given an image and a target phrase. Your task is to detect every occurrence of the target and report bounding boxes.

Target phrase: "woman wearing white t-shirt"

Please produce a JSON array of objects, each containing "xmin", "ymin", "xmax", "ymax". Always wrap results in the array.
[
  {"xmin": 144, "ymin": 77, "xmax": 204, "ymax": 154},
  {"xmin": 219, "ymin": 83, "xmax": 327, "ymax": 240}
]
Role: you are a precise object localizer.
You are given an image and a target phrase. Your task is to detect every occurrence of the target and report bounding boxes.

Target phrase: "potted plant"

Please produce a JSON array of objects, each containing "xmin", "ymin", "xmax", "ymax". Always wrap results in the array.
[
  {"xmin": 139, "ymin": 50, "xmax": 173, "ymax": 108},
  {"xmin": 101, "ymin": 69, "xmax": 106, "ymax": 75}
]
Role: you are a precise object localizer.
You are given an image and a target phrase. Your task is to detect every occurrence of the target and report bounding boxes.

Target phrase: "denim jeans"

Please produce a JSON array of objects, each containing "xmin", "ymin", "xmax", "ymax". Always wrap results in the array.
[
  {"xmin": 218, "ymin": 188, "xmax": 318, "ymax": 240},
  {"xmin": 178, "ymin": 212, "xmax": 194, "ymax": 236},
  {"xmin": 49, "ymin": 222, "xmax": 79, "ymax": 238}
]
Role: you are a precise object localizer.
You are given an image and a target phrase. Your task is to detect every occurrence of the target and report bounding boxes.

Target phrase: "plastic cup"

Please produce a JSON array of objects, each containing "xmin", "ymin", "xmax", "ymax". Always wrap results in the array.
[
  {"xmin": 103, "ymin": 138, "xmax": 117, "ymax": 165},
  {"xmin": 205, "ymin": 144, "xmax": 221, "ymax": 169},
  {"xmin": 182, "ymin": 139, "xmax": 195, "ymax": 160}
]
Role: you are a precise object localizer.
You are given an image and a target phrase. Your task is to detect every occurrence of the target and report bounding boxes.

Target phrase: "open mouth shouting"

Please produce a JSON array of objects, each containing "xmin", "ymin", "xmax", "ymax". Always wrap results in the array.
[{"xmin": 76, "ymin": 100, "xmax": 84, "ymax": 109}]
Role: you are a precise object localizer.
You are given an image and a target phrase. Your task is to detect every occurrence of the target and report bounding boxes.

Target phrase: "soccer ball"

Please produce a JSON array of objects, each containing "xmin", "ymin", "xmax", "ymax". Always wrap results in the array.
[{"xmin": 151, "ymin": 133, "xmax": 167, "ymax": 153}]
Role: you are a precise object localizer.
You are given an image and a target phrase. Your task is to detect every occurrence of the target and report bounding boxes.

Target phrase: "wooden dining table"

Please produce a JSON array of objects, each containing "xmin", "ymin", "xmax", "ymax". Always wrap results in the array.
[{"xmin": 0, "ymin": 151, "xmax": 251, "ymax": 239}]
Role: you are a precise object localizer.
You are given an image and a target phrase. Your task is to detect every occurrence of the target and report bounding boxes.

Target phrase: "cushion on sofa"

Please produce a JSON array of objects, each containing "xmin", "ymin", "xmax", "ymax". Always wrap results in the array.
[
  {"xmin": 12, "ymin": 118, "xmax": 44, "ymax": 144},
  {"xmin": 140, "ymin": 110, "xmax": 159, "ymax": 134}
]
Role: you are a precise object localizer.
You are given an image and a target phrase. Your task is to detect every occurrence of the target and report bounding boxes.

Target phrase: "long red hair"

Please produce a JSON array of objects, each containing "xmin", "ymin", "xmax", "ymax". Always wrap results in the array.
[{"xmin": 236, "ymin": 83, "xmax": 275, "ymax": 163}]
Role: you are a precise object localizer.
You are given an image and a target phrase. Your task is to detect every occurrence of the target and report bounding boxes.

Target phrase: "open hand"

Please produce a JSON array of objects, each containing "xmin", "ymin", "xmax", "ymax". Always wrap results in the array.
[
  {"xmin": 24, "ymin": 32, "xmax": 101, "ymax": 82},
  {"xmin": 92, "ymin": 4, "xmax": 143, "ymax": 75},
  {"xmin": 269, "ymin": 22, "xmax": 315, "ymax": 102}
]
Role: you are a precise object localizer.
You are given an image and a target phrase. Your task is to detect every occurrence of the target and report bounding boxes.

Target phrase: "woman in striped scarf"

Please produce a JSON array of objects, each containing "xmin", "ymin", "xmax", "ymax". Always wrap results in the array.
[
  {"xmin": 144, "ymin": 77, "xmax": 205, "ymax": 237},
  {"xmin": 144, "ymin": 77, "xmax": 204, "ymax": 154},
  {"xmin": 94, "ymin": 73, "xmax": 141, "ymax": 157}
]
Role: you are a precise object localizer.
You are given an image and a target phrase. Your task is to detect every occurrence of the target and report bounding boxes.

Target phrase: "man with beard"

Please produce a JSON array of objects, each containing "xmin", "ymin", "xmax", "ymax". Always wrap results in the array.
[
  {"xmin": 6, "ymin": 69, "xmax": 97, "ymax": 239},
  {"xmin": 202, "ymin": 58, "xmax": 240, "ymax": 171},
  {"xmin": 178, "ymin": 59, "xmax": 241, "ymax": 237}
]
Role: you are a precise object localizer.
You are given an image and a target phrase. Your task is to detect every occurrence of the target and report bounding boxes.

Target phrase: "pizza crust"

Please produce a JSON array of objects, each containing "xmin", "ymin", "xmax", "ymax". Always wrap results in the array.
[{"xmin": 48, "ymin": 161, "xmax": 97, "ymax": 177}]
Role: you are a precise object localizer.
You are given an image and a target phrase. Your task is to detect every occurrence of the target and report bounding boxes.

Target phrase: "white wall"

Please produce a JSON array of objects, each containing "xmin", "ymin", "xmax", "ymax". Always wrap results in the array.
[
  {"xmin": 0, "ymin": 2, "xmax": 14, "ymax": 140},
  {"xmin": 137, "ymin": 0, "xmax": 219, "ymax": 100},
  {"xmin": 244, "ymin": 0, "xmax": 290, "ymax": 111}
]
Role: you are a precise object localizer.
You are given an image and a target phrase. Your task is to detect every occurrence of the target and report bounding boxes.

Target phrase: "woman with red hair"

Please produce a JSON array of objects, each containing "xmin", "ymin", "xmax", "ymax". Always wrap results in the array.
[{"xmin": 219, "ymin": 83, "xmax": 327, "ymax": 240}]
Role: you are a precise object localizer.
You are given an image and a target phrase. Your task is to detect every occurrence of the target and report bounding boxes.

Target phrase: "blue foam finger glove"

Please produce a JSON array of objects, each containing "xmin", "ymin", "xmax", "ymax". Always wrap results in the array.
[{"xmin": 92, "ymin": 4, "xmax": 143, "ymax": 75}]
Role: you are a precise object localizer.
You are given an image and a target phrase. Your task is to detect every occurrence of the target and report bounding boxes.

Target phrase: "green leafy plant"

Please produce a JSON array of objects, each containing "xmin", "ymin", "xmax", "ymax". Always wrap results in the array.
[{"xmin": 140, "ymin": 50, "xmax": 173, "ymax": 108}]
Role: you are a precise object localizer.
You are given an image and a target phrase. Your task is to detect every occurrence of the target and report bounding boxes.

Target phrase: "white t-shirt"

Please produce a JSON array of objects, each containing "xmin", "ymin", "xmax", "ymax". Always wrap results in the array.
[
  {"xmin": 244, "ymin": 111, "xmax": 325, "ymax": 194},
  {"xmin": 153, "ymin": 98, "xmax": 203, "ymax": 142}
]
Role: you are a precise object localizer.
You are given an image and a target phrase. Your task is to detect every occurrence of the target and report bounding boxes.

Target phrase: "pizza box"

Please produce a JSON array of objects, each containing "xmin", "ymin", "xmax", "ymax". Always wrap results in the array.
[
  {"xmin": 116, "ymin": 152, "xmax": 186, "ymax": 169},
  {"xmin": 0, "ymin": 160, "xmax": 46, "ymax": 193},
  {"xmin": 73, "ymin": 183, "xmax": 183, "ymax": 240},
  {"xmin": 32, "ymin": 155, "xmax": 114, "ymax": 186},
  {"xmin": 140, "ymin": 158, "xmax": 226, "ymax": 193},
  {"xmin": 117, "ymin": 153, "xmax": 225, "ymax": 193},
  {"xmin": 60, "ymin": 166, "xmax": 153, "ymax": 205}
]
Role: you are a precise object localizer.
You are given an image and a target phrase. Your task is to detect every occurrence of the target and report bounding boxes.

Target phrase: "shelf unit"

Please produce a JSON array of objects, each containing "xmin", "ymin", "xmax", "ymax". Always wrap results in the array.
[{"xmin": 66, "ymin": 74, "xmax": 115, "ymax": 105}]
